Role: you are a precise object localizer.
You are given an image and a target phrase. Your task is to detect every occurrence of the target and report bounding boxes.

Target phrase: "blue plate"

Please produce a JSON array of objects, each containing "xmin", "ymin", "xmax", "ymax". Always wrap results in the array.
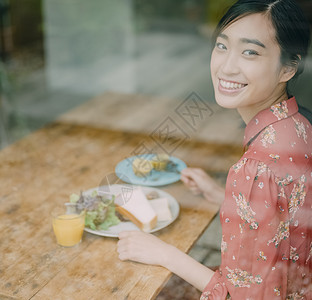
[{"xmin": 115, "ymin": 154, "xmax": 187, "ymax": 186}]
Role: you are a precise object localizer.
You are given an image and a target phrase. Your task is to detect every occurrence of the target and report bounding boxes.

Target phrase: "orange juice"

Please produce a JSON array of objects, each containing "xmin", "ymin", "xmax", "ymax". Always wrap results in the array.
[{"xmin": 52, "ymin": 214, "xmax": 84, "ymax": 247}]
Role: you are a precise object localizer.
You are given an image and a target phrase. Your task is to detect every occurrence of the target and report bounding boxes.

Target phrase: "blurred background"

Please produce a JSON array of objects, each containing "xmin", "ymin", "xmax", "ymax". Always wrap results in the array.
[
  {"xmin": 0, "ymin": 0, "xmax": 311, "ymax": 149},
  {"xmin": 0, "ymin": 1, "xmax": 311, "ymax": 297}
]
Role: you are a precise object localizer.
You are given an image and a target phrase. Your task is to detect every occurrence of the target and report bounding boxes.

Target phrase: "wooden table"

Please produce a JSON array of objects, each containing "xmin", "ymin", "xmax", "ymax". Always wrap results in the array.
[{"xmin": 0, "ymin": 93, "xmax": 242, "ymax": 299}]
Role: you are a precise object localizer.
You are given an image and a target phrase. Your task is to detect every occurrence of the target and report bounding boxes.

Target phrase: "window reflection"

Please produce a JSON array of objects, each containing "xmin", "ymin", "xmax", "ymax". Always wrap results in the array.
[{"xmin": 0, "ymin": 0, "xmax": 311, "ymax": 148}]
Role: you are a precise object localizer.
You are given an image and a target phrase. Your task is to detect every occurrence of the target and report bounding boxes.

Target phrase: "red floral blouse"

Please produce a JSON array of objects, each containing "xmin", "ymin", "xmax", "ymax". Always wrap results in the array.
[{"xmin": 201, "ymin": 97, "xmax": 311, "ymax": 299}]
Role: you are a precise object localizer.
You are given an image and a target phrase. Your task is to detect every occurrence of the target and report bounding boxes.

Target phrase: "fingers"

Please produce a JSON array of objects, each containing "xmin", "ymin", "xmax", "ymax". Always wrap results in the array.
[
  {"xmin": 181, "ymin": 168, "xmax": 200, "ymax": 185},
  {"xmin": 181, "ymin": 167, "xmax": 207, "ymax": 179},
  {"xmin": 181, "ymin": 167, "xmax": 203, "ymax": 175},
  {"xmin": 181, "ymin": 168, "xmax": 208, "ymax": 195},
  {"xmin": 180, "ymin": 174, "xmax": 196, "ymax": 187},
  {"xmin": 117, "ymin": 231, "xmax": 134, "ymax": 261},
  {"xmin": 181, "ymin": 168, "xmax": 205, "ymax": 183}
]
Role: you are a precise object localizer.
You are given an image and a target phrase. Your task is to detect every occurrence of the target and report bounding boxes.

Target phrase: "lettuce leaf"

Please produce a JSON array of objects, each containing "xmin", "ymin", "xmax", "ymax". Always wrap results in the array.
[
  {"xmin": 69, "ymin": 191, "xmax": 120, "ymax": 230},
  {"xmin": 85, "ymin": 211, "xmax": 98, "ymax": 230},
  {"xmin": 97, "ymin": 205, "xmax": 120, "ymax": 230},
  {"xmin": 70, "ymin": 193, "xmax": 80, "ymax": 203}
]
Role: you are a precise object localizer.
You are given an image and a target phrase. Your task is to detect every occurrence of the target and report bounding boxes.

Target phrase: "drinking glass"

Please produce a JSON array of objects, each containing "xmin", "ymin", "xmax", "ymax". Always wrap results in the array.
[{"xmin": 52, "ymin": 204, "xmax": 85, "ymax": 247}]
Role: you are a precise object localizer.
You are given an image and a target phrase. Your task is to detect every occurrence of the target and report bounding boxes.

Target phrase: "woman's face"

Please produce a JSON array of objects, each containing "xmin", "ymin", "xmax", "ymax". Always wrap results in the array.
[{"xmin": 210, "ymin": 13, "xmax": 289, "ymax": 110}]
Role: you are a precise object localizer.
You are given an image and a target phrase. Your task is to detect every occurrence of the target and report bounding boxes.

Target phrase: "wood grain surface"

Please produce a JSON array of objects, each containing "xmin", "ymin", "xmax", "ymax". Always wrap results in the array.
[{"xmin": 0, "ymin": 93, "xmax": 242, "ymax": 299}]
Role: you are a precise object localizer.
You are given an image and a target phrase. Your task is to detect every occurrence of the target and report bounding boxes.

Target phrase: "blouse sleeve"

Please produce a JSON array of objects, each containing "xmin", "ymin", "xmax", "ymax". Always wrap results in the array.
[
  {"xmin": 201, "ymin": 157, "xmax": 293, "ymax": 299},
  {"xmin": 200, "ymin": 270, "xmax": 228, "ymax": 300}
]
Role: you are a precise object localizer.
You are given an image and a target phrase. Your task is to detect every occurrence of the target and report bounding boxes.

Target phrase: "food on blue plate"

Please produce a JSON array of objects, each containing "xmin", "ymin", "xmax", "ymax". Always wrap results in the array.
[
  {"xmin": 115, "ymin": 186, "xmax": 157, "ymax": 232},
  {"xmin": 132, "ymin": 158, "xmax": 153, "ymax": 177},
  {"xmin": 151, "ymin": 153, "xmax": 170, "ymax": 171},
  {"xmin": 70, "ymin": 191, "xmax": 120, "ymax": 230}
]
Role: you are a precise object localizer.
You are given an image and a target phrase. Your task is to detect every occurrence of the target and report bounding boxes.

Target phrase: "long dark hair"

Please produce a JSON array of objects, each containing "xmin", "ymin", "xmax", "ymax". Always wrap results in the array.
[{"xmin": 213, "ymin": 0, "xmax": 311, "ymax": 85}]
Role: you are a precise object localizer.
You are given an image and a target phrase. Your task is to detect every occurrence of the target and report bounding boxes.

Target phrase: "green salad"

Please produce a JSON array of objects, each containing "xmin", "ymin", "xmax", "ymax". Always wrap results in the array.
[{"xmin": 70, "ymin": 191, "xmax": 120, "ymax": 230}]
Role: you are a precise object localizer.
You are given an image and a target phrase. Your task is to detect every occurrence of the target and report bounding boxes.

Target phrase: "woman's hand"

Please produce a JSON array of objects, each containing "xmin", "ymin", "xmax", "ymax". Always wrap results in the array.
[
  {"xmin": 181, "ymin": 168, "xmax": 225, "ymax": 205},
  {"xmin": 117, "ymin": 231, "xmax": 173, "ymax": 266}
]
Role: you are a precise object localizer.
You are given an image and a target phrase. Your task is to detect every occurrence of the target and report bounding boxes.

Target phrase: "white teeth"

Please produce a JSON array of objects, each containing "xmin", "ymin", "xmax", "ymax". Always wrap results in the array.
[{"xmin": 220, "ymin": 79, "xmax": 246, "ymax": 90}]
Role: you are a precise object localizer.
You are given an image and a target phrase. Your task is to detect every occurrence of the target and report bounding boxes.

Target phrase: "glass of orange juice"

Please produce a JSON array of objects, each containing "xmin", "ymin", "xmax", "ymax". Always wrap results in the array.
[{"xmin": 52, "ymin": 204, "xmax": 85, "ymax": 247}]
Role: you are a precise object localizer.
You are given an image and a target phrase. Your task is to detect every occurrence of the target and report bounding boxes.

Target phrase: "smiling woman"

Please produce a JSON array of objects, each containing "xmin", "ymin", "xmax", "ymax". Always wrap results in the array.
[
  {"xmin": 211, "ymin": 13, "xmax": 303, "ymax": 124},
  {"xmin": 210, "ymin": 0, "xmax": 311, "ymax": 125},
  {"xmin": 211, "ymin": 15, "xmax": 286, "ymax": 120},
  {"xmin": 117, "ymin": 1, "xmax": 312, "ymax": 299}
]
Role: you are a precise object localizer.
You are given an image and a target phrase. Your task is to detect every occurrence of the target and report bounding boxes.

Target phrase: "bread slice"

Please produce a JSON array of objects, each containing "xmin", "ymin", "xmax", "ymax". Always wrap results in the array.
[
  {"xmin": 115, "ymin": 187, "xmax": 157, "ymax": 232},
  {"xmin": 149, "ymin": 197, "xmax": 172, "ymax": 222}
]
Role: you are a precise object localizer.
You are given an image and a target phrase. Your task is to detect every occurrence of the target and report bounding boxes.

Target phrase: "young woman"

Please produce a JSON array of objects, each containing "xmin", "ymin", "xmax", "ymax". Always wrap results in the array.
[{"xmin": 117, "ymin": 0, "xmax": 312, "ymax": 298}]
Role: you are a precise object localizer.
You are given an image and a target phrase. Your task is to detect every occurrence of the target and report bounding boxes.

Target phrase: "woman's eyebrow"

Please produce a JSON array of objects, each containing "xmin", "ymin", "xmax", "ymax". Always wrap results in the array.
[
  {"xmin": 240, "ymin": 37, "xmax": 266, "ymax": 48},
  {"xmin": 217, "ymin": 33, "xmax": 266, "ymax": 49},
  {"xmin": 218, "ymin": 33, "xmax": 228, "ymax": 40}
]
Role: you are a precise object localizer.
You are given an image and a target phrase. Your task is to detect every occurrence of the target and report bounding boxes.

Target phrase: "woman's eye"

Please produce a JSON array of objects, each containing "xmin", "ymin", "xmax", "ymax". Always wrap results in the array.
[
  {"xmin": 243, "ymin": 49, "xmax": 259, "ymax": 56},
  {"xmin": 216, "ymin": 42, "xmax": 227, "ymax": 51}
]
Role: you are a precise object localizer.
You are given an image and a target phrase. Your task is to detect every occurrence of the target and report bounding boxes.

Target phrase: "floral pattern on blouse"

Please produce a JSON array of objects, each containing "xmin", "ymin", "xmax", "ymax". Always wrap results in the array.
[
  {"xmin": 269, "ymin": 153, "xmax": 280, "ymax": 162},
  {"xmin": 255, "ymin": 162, "xmax": 268, "ymax": 181},
  {"xmin": 201, "ymin": 97, "xmax": 312, "ymax": 300},
  {"xmin": 225, "ymin": 267, "xmax": 263, "ymax": 288},
  {"xmin": 232, "ymin": 158, "xmax": 247, "ymax": 173},
  {"xmin": 274, "ymin": 287, "xmax": 281, "ymax": 296},
  {"xmin": 200, "ymin": 286, "xmax": 232, "ymax": 300},
  {"xmin": 288, "ymin": 175, "xmax": 306, "ymax": 219},
  {"xmin": 290, "ymin": 246, "xmax": 299, "ymax": 263},
  {"xmin": 232, "ymin": 192, "xmax": 258, "ymax": 231},
  {"xmin": 257, "ymin": 251, "xmax": 267, "ymax": 261},
  {"xmin": 292, "ymin": 117, "xmax": 308, "ymax": 144},
  {"xmin": 260, "ymin": 125, "xmax": 276, "ymax": 147},
  {"xmin": 275, "ymin": 174, "xmax": 294, "ymax": 187},
  {"xmin": 270, "ymin": 101, "xmax": 288, "ymax": 120},
  {"xmin": 286, "ymin": 292, "xmax": 305, "ymax": 300},
  {"xmin": 267, "ymin": 220, "xmax": 290, "ymax": 248}
]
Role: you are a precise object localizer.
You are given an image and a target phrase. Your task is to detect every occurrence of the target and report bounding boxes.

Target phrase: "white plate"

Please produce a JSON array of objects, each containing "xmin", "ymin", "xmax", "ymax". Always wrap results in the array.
[{"xmin": 83, "ymin": 184, "xmax": 180, "ymax": 238}]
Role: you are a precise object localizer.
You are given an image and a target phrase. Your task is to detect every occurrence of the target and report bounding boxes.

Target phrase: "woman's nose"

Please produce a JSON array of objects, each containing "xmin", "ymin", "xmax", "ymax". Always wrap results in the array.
[{"xmin": 221, "ymin": 51, "xmax": 240, "ymax": 75}]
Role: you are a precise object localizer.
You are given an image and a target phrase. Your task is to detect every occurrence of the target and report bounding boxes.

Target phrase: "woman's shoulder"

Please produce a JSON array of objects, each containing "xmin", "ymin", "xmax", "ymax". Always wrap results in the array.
[
  {"xmin": 259, "ymin": 110, "xmax": 311, "ymax": 150},
  {"xmin": 242, "ymin": 114, "xmax": 311, "ymax": 180}
]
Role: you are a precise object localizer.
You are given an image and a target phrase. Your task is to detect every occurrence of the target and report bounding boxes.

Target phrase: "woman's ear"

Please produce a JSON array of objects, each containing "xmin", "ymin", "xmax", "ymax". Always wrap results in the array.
[
  {"xmin": 279, "ymin": 65, "xmax": 297, "ymax": 82},
  {"xmin": 279, "ymin": 55, "xmax": 301, "ymax": 83}
]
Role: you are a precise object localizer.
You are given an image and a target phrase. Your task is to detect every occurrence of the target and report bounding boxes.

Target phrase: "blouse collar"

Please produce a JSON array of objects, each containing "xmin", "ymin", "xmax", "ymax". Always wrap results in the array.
[{"xmin": 243, "ymin": 97, "xmax": 298, "ymax": 148}]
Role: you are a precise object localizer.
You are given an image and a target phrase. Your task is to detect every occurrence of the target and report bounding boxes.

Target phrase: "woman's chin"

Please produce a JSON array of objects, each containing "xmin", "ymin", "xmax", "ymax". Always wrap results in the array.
[{"xmin": 215, "ymin": 96, "xmax": 238, "ymax": 109}]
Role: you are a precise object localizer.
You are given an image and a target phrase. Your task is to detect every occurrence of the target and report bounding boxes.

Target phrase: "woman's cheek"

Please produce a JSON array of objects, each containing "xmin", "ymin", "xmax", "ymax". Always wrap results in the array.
[{"xmin": 210, "ymin": 52, "xmax": 220, "ymax": 87}]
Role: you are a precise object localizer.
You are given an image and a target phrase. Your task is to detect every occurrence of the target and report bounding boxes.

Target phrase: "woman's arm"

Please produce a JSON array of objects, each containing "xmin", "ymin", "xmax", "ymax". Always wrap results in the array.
[
  {"xmin": 117, "ymin": 168, "xmax": 222, "ymax": 291},
  {"xmin": 164, "ymin": 242, "xmax": 215, "ymax": 291},
  {"xmin": 117, "ymin": 231, "xmax": 215, "ymax": 291}
]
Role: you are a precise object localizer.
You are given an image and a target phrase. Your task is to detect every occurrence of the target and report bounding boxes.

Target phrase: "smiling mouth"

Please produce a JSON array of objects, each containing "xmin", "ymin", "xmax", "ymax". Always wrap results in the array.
[{"xmin": 219, "ymin": 79, "xmax": 247, "ymax": 90}]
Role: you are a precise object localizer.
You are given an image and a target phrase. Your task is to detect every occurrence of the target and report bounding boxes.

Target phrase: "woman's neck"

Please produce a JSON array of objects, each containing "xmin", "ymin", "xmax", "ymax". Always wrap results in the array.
[{"xmin": 237, "ymin": 92, "xmax": 289, "ymax": 125}]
